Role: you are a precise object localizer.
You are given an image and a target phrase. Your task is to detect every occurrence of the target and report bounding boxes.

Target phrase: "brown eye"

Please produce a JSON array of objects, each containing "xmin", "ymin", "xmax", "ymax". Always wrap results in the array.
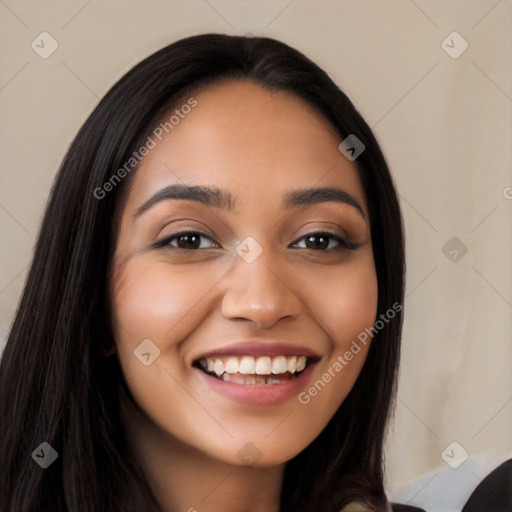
[
  {"xmin": 304, "ymin": 234, "xmax": 331, "ymax": 250},
  {"xmin": 174, "ymin": 233, "xmax": 202, "ymax": 249},
  {"xmin": 291, "ymin": 232, "xmax": 360, "ymax": 251},
  {"xmin": 154, "ymin": 231, "xmax": 218, "ymax": 251}
]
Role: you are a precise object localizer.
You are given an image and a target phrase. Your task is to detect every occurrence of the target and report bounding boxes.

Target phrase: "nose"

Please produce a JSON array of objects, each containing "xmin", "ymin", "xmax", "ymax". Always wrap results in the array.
[{"xmin": 220, "ymin": 243, "xmax": 302, "ymax": 329}]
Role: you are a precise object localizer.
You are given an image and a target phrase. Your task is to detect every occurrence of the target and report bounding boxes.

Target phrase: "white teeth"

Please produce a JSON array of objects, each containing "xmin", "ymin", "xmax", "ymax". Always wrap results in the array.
[
  {"xmin": 287, "ymin": 356, "xmax": 297, "ymax": 374},
  {"xmin": 225, "ymin": 357, "xmax": 239, "ymax": 373},
  {"xmin": 199, "ymin": 354, "xmax": 311, "ymax": 378},
  {"xmin": 255, "ymin": 356, "xmax": 272, "ymax": 375},
  {"xmin": 213, "ymin": 359, "xmax": 224, "ymax": 377},
  {"xmin": 296, "ymin": 356, "xmax": 307, "ymax": 372},
  {"xmin": 271, "ymin": 356, "xmax": 287, "ymax": 374},
  {"xmin": 239, "ymin": 356, "xmax": 256, "ymax": 374},
  {"xmin": 221, "ymin": 373, "xmax": 231, "ymax": 382}
]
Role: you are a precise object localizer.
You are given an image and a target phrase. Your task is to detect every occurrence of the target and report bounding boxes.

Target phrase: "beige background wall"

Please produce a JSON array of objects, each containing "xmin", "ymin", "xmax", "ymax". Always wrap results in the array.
[{"xmin": 1, "ymin": 1, "xmax": 511, "ymax": 510}]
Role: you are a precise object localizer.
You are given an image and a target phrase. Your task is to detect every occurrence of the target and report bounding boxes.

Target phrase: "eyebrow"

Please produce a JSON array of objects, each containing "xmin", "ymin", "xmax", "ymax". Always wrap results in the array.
[
  {"xmin": 283, "ymin": 187, "xmax": 365, "ymax": 219},
  {"xmin": 135, "ymin": 183, "xmax": 365, "ymax": 219}
]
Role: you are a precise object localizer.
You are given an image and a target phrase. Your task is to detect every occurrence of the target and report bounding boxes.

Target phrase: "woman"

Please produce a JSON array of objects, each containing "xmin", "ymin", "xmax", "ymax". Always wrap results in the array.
[{"xmin": 0, "ymin": 34, "xmax": 411, "ymax": 512}]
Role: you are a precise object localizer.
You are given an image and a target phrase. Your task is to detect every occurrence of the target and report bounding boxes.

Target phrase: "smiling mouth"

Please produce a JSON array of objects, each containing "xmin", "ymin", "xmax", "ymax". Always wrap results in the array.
[{"xmin": 193, "ymin": 355, "xmax": 312, "ymax": 385}]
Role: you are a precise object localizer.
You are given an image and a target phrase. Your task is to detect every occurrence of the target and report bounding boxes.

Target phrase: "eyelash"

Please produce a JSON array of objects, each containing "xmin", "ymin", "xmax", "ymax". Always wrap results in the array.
[{"xmin": 153, "ymin": 230, "xmax": 361, "ymax": 253}]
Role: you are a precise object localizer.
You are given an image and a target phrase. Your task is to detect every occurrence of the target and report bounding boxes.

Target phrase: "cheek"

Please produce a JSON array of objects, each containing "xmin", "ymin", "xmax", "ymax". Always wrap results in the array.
[
  {"xmin": 110, "ymin": 257, "xmax": 226, "ymax": 346},
  {"xmin": 308, "ymin": 255, "xmax": 378, "ymax": 349},
  {"xmin": 109, "ymin": 257, "xmax": 236, "ymax": 450},
  {"xmin": 111, "ymin": 262, "xmax": 180, "ymax": 343},
  {"xmin": 291, "ymin": 255, "xmax": 378, "ymax": 425}
]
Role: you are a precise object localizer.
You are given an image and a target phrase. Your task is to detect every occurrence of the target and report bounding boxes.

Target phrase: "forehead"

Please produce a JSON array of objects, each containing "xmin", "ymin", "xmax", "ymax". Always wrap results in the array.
[
  {"xmin": 171, "ymin": 80, "xmax": 343, "ymax": 161},
  {"xmin": 126, "ymin": 80, "xmax": 365, "ymax": 211}
]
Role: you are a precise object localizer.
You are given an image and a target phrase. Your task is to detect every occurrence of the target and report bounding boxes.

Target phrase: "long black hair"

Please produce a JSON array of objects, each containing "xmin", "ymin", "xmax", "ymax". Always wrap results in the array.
[{"xmin": 0, "ymin": 33, "xmax": 405, "ymax": 512}]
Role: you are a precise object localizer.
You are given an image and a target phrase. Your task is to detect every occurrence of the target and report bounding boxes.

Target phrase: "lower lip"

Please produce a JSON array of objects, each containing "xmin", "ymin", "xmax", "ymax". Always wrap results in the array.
[{"xmin": 195, "ymin": 364, "xmax": 316, "ymax": 407}]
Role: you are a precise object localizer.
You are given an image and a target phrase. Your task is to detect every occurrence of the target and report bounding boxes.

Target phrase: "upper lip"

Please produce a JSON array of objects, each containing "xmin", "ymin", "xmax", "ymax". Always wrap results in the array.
[{"xmin": 193, "ymin": 341, "xmax": 322, "ymax": 363}]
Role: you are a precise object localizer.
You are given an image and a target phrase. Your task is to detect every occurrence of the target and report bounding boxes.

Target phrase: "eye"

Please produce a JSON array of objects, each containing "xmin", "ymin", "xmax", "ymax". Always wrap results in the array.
[
  {"xmin": 291, "ymin": 231, "xmax": 360, "ymax": 251},
  {"xmin": 154, "ymin": 231, "xmax": 219, "ymax": 251},
  {"xmin": 153, "ymin": 230, "xmax": 360, "ymax": 253}
]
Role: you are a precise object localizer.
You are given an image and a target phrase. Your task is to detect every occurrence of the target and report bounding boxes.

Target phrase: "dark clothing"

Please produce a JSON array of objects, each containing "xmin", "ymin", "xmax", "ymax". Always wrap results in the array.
[
  {"xmin": 392, "ymin": 504, "xmax": 426, "ymax": 512},
  {"xmin": 462, "ymin": 459, "xmax": 512, "ymax": 512}
]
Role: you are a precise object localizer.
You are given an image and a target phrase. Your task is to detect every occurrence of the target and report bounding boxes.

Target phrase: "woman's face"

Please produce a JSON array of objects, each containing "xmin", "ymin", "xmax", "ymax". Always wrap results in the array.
[{"xmin": 110, "ymin": 80, "xmax": 378, "ymax": 466}]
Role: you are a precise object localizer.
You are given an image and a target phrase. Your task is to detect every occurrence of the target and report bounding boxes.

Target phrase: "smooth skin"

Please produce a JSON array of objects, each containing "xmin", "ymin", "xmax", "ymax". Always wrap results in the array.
[{"xmin": 110, "ymin": 80, "xmax": 378, "ymax": 512}]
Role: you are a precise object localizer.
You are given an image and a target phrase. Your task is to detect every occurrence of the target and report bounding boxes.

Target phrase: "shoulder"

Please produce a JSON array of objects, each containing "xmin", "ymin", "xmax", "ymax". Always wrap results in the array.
[{"xmin": 462, "ymin": 458, "xmax": 512, "ymax": 511}]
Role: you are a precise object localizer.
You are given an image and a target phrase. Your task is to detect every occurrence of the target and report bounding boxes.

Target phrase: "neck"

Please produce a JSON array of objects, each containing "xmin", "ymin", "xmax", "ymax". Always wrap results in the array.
[{"xmin": 119, "ymin": 388, "xmax": 284, "ymax": 512}]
